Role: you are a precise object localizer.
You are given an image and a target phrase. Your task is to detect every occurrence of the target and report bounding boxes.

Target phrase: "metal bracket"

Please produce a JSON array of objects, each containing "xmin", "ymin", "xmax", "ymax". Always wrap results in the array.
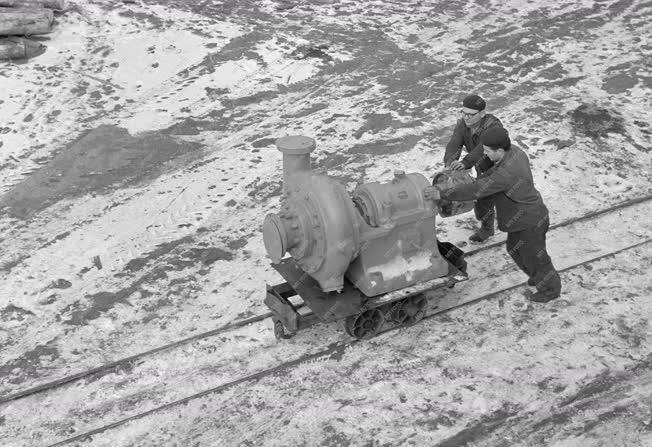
[{"xmin": 264, "ymin": 284, "xmax": 300, "ymax": 333}]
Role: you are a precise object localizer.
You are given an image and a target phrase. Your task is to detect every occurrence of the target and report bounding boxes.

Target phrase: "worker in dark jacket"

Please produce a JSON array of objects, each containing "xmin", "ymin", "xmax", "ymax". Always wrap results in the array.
[
  {"xmin": 443, "ymin": 94, "xmax": 504, "ymax": 242},
  {"xmin": 427, "ymin": 127, "xmax": 562, "ymax": 302}
]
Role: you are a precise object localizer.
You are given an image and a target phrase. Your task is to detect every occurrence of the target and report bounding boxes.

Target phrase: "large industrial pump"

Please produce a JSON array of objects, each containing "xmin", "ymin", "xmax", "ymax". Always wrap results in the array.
[{"xmin": 263, "ymin": 136, "xmax": 473, "ymax": 339}]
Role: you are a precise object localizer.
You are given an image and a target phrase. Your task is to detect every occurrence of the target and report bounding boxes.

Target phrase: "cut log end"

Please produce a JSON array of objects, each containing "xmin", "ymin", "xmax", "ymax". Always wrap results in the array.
[
  {"xmin": 0, "ymin": 36, "xmax": 46, "ymax": 60},
  {"xmin": 0, "ymin": 8, "xmax": 54, "ymax": 35},
  {"xmin": 0, "ymin": 0, "xmax": 67, "ymax": 11}
]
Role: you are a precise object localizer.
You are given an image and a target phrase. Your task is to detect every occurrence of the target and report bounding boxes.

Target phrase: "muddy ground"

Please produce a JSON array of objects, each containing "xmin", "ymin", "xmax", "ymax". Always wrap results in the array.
[{"xmin": 0, "ymin": 0, "xmax": 651, "ymax": 446}]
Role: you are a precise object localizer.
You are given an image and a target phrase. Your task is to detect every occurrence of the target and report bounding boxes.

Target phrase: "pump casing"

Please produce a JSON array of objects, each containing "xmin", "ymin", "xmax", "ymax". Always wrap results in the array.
[{"xmin": 262, "ymin": 136, "xmax": 473, "ymax": 296}]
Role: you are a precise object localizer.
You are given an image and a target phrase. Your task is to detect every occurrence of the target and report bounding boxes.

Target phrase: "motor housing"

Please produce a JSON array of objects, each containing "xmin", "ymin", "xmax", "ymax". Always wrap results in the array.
[
  {"xmin": 347, "ymin": 170, "xmax": 448, "ymax": 295},
  {"xmin": 262, "ymin": 136, "xmax": 473, "ymax": 295}
]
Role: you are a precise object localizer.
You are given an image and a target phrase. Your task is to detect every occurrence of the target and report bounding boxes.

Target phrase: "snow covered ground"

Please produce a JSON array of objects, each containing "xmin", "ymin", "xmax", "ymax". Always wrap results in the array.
[{"xmin": 0, "ymin": 0, "xmax": 650, "ymax": 446}]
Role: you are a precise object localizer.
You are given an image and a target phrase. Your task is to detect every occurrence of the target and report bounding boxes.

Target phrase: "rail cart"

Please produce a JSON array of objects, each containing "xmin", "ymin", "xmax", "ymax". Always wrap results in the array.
[{"xmin": 265, "ymin": 241, "xmax": 468, "ymax": 340}]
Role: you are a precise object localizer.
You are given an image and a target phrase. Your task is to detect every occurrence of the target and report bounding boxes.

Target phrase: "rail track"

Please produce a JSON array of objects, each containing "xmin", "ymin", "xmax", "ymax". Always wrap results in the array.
[
  {"xmin": 0, "ymin": 194, "xmax": 650, "ymax": 447},
  {"xmin": 1, "ymin": 193, "xmax": 650, "ymax": 408},
  {"xmin": 47, "ymin": 237, "xmax": 651, "ymax": 447}
]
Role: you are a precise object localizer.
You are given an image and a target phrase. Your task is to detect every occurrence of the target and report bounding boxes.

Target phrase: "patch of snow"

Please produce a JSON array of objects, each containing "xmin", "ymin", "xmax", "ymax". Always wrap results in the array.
[{"xmin": 369, "ymin": 248, "xmax": 435, "ymax": 282}]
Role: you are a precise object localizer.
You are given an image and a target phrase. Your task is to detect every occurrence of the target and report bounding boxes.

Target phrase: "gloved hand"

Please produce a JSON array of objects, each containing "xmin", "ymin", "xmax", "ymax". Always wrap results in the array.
[
  {"xmin": 423, "ymin": 186, "xmax": 441, "ymax": 201},
  {"xmin": 449, "ymin": 160, "xmax": 465, "ymax": 171}
]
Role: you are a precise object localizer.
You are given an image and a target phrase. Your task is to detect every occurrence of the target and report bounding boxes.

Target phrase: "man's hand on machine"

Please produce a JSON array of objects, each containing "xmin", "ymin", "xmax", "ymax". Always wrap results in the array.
[
  {"xmin": 448, "ymin": 160, "xmax": 465, "ymax": 171},
  {"xmin": 423, "ymin": 186, "xmax": 441, "ymax": 201}
]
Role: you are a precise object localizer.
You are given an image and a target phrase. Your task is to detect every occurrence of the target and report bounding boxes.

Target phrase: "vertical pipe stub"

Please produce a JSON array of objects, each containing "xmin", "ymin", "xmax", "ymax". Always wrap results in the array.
[
  {"xmin": 276, "ymin": 136, "xmax": 316, "ymax": 190},
  {"xmin": 276, "ymin": 135, "xmax": 316, "ymax": 155}
]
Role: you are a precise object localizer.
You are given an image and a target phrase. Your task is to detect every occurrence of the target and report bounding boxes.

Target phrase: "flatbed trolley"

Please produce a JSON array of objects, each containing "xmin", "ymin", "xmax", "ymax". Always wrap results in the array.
[{"xmin": 265, "ymin": 241, "xmax": 468, "ymax": 340}]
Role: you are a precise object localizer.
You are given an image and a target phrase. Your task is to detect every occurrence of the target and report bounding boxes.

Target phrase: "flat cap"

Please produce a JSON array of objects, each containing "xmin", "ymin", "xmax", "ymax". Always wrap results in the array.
[
  {"xmin": 481, "ymin": 126, "xmax": 511, "ymax": 149},
  {"xmin": 462, "ymin": 94, "xmax": 486, "ymax": 111}
]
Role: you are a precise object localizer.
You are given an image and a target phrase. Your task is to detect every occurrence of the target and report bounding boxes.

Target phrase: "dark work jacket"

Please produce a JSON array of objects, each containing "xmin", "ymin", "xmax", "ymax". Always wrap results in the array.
[
  {"xmin": 439, "ymin": 146, "xmax": 548, "ymax": 232},
  {"xmin": 443, "ymin": 114, "xmax": 503, "ymax": 173}
]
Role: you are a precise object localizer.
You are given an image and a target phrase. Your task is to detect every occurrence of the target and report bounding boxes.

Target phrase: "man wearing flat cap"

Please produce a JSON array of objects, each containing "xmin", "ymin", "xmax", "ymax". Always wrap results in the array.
[
  {"xmin": 426, "ymin": 127, "xmax": 562, "ymax": 303},
  {"xmin": 443, "ymin": 94, "xmax": 504, "ymax": 242}
]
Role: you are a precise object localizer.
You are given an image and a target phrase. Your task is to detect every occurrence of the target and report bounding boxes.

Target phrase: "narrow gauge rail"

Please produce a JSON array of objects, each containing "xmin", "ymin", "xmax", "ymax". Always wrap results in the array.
[
  {"xmin": 47, "ymin": 238, "xmax": 651, "ymax": 447},
  {"xmin": 1, "ymin": 193, "xmax": 650, "ymax": 407}
]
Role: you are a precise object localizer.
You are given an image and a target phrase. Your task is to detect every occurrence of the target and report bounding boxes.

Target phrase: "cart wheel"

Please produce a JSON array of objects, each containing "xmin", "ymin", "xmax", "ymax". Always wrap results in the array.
[
  {"xmin": 344, "ymin": 308, "xmax": 385, "ymax": 340},
  {"xmin": 392, "ymin": 294, "xmax": 427, "ymax": 326},
  {"xmin": 273, "ymin": 318, "xmax": 286, "ymax": 340},
  {"xmin": 273, "ymin": 317, "xmax": 295, "ymax": 340}
]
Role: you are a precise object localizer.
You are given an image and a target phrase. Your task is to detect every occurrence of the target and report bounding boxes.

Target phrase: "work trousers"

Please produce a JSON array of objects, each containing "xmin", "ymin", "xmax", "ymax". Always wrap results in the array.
[
  {"xmin": 474, "ymin": 196, "xmax": 495, "ymax": 230},
  {"xmin": 506, "ymin": 217, "xmax": 561, "ymax": 295},
  {"xmin": 474, "ymin": 165, "xmax": 495, "ymax": 230}
]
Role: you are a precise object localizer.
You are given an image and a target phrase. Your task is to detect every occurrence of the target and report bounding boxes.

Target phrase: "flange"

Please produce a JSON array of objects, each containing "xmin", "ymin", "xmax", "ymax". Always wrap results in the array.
[{"xmin": 262, "ymin": 213, "xmax": 288, "ymax": 263}]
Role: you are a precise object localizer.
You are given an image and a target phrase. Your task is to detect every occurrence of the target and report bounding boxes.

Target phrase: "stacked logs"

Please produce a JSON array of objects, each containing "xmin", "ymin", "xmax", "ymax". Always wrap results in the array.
[{"xmin": 0, "ymin": 0, "xmax": 67, "ymax": 60}]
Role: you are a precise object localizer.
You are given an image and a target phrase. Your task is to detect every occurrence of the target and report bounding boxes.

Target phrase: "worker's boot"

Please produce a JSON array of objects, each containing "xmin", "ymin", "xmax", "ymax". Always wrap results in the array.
[
  {"xmin": 528, "ymin": 289, "xmax": 560, "ymax": 303},
  {"xmin": 527, "ymin": 270, "xmax": 562, "ymax": 303},
  {"xmin": 469, "ymin": 224, "xmax": 494, "ymax": 243}
]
